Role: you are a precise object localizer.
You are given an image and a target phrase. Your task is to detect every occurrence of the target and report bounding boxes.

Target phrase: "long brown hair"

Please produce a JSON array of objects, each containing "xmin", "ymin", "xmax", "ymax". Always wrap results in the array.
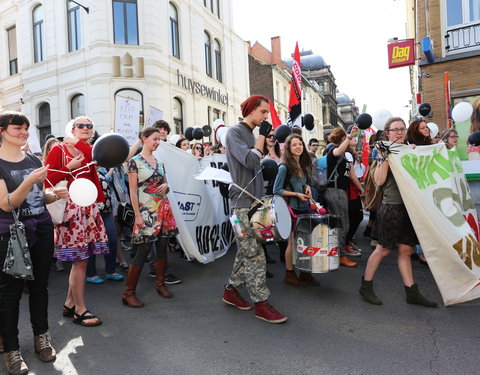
[
  {"xmin": 281, "ymin": 134, "xmax": 312, "ymax": 177},
  {"xmin": 407, "ymin": 118, "xmax": 432, "ymax": 145},
  {"xmin": 470, "ymin": 98, "xmax": 480, "ymax": 133}
]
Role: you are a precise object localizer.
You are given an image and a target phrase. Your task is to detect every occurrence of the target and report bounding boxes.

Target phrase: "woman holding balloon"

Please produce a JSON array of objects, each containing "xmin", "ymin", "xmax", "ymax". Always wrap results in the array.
[
  {"xmin": 122, "ymin": 127, "xmax": 178, "ymax": 307},
  {"xmin": 45, "ymin": 116, "xmax": 108, "ymax": 327}
]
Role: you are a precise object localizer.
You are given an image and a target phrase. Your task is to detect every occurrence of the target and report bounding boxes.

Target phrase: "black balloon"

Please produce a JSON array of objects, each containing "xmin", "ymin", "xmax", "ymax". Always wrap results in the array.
[
  {"xmin": 184, "ymin": 127, "xmax": 194, "ymax": 141},
  {"xmin": 274, "ymin": 124, "xmax": 292, "ymax": 143},
  {"xmin": 419, "ymin": 103, "xmax": 431, "ymax": 116},
  {"xmin": 356, "ymin": 113, "xmax": 372, "ymax": 129},
  {"xmin": 261, "ymin": 158, "xmax": 278, "ymax": 181},
  {"xmin": 468, "ymin": 131, "xmax": 480, "ymax": 146},
  {"xmin": 92, "ymin": 133, "xmax": 130, "ymax": 169},
  {"xmin": 202, "ymin": 125, "xmax": 212, "ymax": 137},
  {"xmin": 193, "ymin": 127, "xmax": 204, "ymax": 140},
  {"xmin": 302, "ymin": 114, "xmax": 315, "ymax": 131}
]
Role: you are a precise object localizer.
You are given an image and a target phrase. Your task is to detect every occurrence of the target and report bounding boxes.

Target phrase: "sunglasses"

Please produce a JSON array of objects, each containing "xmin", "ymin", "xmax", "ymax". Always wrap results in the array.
[
  {"xmin": 75, "ymin": 123, "xmax": 93, "ymax": 130},
  {"xmin": 195, "ymin": 146, "xmax": 203, "ymax": 150},
  {"xmin": 266, "ymin": 135, "xmax": 274, "ymax": 139}
]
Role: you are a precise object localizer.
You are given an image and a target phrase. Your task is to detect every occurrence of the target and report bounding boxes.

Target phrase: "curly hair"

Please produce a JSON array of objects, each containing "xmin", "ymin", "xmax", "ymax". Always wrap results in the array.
[{"xmin": 281, "ymin": 134, "xmax": 312, "ymax": 177}]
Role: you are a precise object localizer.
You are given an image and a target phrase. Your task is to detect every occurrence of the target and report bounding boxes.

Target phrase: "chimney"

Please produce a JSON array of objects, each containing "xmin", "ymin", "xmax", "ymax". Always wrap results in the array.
[{"xmin": 271, "ymin": 36, "xmax": 282, "ymax": 66}]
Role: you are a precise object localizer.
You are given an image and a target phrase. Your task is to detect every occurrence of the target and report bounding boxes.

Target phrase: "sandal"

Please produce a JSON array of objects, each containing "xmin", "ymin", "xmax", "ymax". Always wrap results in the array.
[
  {"xmin": 63, "ymin": 304, "xmax": 76, "ymax": 318},
  {"xmin": 73, "ymin": 310, "xmax": 102, "ymax": 327}
]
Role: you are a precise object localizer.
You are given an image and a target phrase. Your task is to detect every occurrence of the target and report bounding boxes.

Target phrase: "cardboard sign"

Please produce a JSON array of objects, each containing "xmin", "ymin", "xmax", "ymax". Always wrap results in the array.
[{"xmin": 114, "ymin": 96, "xmax": 141, "ymax": 145}]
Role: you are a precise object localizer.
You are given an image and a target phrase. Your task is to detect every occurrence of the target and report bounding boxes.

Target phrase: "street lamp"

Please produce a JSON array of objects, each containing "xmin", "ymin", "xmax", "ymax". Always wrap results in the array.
[{"xmin": 69, "ymin": 0, "xmax": 89, "ymax": 14}]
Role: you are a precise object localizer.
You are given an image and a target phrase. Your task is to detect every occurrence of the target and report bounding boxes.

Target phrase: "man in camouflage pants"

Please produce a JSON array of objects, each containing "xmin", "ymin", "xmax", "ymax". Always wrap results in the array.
[{"xmin": 222, "ymin": 95, "xmax": 287, "ymax": 324}]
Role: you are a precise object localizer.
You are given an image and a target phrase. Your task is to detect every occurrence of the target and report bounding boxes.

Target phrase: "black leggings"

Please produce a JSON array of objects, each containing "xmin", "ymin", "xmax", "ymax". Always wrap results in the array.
[
  {"xmin": 0, "ymin": 225, "xmax": 54, "ymax": 352},
  {"xmin": 346, "ymin": 197, "xmax": 363, "ymax": 244},
  {"xmin": 130, "ymin": 236, "xmax": 169, "ymax": 267}
]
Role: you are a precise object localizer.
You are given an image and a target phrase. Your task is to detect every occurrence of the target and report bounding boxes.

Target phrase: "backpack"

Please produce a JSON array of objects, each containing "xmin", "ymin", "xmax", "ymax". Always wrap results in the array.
[
  {"xmin": 316, "ymin": 151, "xmax": 343, "ymax": 190},
  {"xmin": 363, "ymin": 161, "xmax": 383, "ymax": 211}
]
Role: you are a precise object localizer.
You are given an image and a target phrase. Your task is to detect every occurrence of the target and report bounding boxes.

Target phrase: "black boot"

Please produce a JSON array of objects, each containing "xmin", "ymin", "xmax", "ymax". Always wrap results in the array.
[
  {"xmin": 359, "ymin": 277, "xmax": 383, "ymax": 305},
  {"xmin": 404, "ymin": 284, "xmax": 437, "ymax": 308}
]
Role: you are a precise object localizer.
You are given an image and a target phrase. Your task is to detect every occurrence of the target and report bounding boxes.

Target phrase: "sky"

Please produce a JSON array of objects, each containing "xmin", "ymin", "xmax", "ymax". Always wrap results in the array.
[{"xmin": 232, "ymin": 0, "xmax": 412, "ymax": 123}]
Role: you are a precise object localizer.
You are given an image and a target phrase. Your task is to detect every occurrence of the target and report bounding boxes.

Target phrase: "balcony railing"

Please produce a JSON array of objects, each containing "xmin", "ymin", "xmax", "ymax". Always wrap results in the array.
[{"xmin": 445, "ymin": 22, "xmax": 480, "ymax": 53}]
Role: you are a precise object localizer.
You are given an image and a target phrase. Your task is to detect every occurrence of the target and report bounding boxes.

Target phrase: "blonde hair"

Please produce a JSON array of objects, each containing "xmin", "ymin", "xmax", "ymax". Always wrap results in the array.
[{"xmin": 65, "ymin": 115, "xmax": 93, "ymax": 137}]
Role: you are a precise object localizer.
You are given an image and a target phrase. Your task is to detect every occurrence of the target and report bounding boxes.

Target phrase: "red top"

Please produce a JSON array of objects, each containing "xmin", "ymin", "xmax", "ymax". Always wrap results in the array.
[{"xmin": 45, "ymin": 141, "xmax": 105, "ymax": 203}]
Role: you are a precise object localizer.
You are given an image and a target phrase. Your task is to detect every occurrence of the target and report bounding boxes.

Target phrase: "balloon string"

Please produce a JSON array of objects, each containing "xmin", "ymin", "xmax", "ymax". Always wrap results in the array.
[{"xmin": 45, "ymin": 161, "xmax": 96, "ymax": 189}]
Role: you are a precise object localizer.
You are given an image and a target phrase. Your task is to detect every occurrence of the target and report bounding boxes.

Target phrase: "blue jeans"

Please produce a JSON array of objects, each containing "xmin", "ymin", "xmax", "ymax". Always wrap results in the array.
[{"xmin": 87, "ymin": 213, "xmax": 117, "ymax": 276}]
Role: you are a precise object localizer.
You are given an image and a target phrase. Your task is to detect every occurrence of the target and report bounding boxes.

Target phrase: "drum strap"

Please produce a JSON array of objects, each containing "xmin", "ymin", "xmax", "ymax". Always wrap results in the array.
[{"xmin": 247, "ymin": 202, "xmax": 263, "ymax": 221}]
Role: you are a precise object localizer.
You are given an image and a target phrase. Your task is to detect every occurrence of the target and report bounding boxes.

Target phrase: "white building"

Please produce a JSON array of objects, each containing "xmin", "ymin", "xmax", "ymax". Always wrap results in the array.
[{"xmin": 0, "ymin": 0, "xmax": 250, "ymax": 145}]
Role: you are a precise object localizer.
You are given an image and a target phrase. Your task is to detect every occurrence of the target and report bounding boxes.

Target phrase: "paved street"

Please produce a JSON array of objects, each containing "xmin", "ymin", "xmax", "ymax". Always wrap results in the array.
[{"xmin": 7, "ymin": 218, "xmax": 480, "ymax": 375}]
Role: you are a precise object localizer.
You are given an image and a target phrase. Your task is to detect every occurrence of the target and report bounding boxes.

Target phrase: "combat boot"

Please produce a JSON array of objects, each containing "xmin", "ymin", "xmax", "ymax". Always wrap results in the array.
[
  {"xmin": 298, "ymin": 271, "xmax": 320, "ymax": 286},
  {"xmin": 284, "ymin": 270, "xmax": 306, "ymax": 286}
]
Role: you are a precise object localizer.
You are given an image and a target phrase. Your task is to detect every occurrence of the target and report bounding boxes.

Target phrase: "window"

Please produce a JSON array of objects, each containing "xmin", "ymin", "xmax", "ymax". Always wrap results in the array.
[
  {"xmin": 169, "ymin": 3, "xmax": 180, "ymax": 59},
  {"xmin": 67, "ymin": 0, "xmax": 82, "ymax": 52},
  {"xmin": 38, "ymin": 103, "xmax": 51, "ymax": 146},
  {"xmin": 447, "ymin": 0, "xmax": 480, "ymax": 26},
  {"xmin": 33, "ymin": 5, "xmax": 45, "ymax": 63},
  {"xmin": 445, "ymin": 0, "xmax": 480, "ymax": 53},
  {"xmin": 213, "ymin": 39, "xmax": 222, "ymax": 82},
  {"xmin": 7, "ymin": 26, "xmax": 18, "ymax": 75},
  {"xmin": 204, "ymin": 31, "xmax": 212, "ymax": 77},
  {"xmin": 113, "ymin": 0, "xmax": 138, "ymax": 45},
  {"xmin": 172, "ymin": 97, "xmax": 183, "ymax": 134},
  {"xmin": 71, "ymin": 94, "xmax": 85, "ymax": 118}
]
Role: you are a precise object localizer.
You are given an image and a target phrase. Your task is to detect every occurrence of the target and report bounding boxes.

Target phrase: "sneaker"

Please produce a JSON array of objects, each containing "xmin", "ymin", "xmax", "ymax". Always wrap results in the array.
[
  {"xmin": 34, "ymin": 333, "xmax": 56, "ymax": 362},
  {"xmin": 339, "ymin": 256, "xmax": 358, "ymax": 267},
  {"xmin": 149, "ymin": 270, "xmax": 156, "ymax": 278},
  {"xmin": 165, "ymin": 273, "xmax": 182, "ymax": 285},
  {"xmin": 86, "ymin": 276, "xmax": 104, "ymax": 284},
  {"xmin": 222, "ymin": 285, "xmax": 252, "ymax": 310},
  {"xmin": 54, "ymin": 260, "xmax": 65, "ymax": 272},
  {"xmin": 370, "ymin": 239, "xmax": 378, "ymax": 248},
  {"xmin": 254, "ymin": 301, "xmax": 287, "ymax": 324},
  {"xmin": 106, "ymin": 273, "xmax": 125, "ymax": 281},
  {"xmin": 345, "ymin": 244, "xmax": 362, "ymax": 257},
  {"xmin": 3, "ymin": 350, "xmax": 29, "ymax": 375}
]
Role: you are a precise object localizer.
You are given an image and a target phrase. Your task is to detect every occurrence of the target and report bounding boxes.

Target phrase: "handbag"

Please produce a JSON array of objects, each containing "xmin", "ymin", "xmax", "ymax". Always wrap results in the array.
[
  {"xmin": 46, "ymin": 180, "xmax": 68, "ymax": 225},
  {"xmin": 2, "ymin": 194, "xmax": 34, "ymax": 280},
  {"xmin": 363, "ymin": 161, "xmax": 383, "ymax": 211},
  {"xmin": 111, "ymin": 181, "xmax": 134, "ymax": 227}
]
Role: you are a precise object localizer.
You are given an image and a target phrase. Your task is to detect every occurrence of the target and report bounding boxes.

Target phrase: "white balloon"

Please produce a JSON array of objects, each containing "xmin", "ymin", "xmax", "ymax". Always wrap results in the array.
[
  {"xmin": 372, "ymin": 110, "xmax": 392, "ymax": 131},
  {"xmin": 427, "ymin": 122, "xmax": 439, "ymax": 138},
  {"xmin": 451, "ymin": 102, "xmax": 473, "ymax": 123},
  {"xmin": 169, "ymin": 134, "xmax": 181, "ymax": 145},
  {"xmin": 216, "ymin": 126, "xmax": 228, "ymax": 143},
  {"xmin": 213, "ymin": 119, "xmax": 225, "ymax": 131},
  {"xmin": 69, "ymin": 178, "xmax": 98, "ymax": 207}
]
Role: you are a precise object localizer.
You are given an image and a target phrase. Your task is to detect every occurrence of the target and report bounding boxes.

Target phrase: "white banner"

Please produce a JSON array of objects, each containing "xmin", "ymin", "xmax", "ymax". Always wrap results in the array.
[
  {"xmin": 145, "ymin": 105, "xmax": 164, "ymax": 127},
  {"xmin": 115, "ymin": 96, "xmax": 141, "ymax": 145},
  {"xmin": 155, "ymin": 142, "xmax": 234, "ymax": 263},
  {"xmin": 388, "ymin": 143, "xmax": 480, "ymax": 305}
]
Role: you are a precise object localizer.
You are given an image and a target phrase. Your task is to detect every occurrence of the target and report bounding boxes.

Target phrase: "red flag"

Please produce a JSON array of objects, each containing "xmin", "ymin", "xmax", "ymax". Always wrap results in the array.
[
  {"xmin": 287, "ymin": 42, "xmax": 302, "ymax": 127},
  {"xmin": 268, "ymin": 98, "xmax": 282, "ymax": 129}
]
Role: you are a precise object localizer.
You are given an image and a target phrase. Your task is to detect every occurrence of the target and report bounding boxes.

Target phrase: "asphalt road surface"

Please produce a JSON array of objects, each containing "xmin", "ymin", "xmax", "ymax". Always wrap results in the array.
[{"xmin": 6, "ymin": 219, "xmax": 480, "ymax": 375}]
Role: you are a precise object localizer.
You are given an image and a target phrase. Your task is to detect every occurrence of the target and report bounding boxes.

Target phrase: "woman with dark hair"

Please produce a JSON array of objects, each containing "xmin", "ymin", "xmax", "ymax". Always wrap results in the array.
[
  {"xmin": 273, "ymin": 134, "xmax": 318, "ymax": 286},
  {"xmin": 193, "ymin": 143, "xmax": 204, "ymax": 159},
  {"xmin": 406, "ymin": 118, "xmax": 431, "ymax": 145},
  {"xmin": 359, "ymin": 117, "xmax": 437, "ymax": 307},
  {"xmin": 323, "ymin": 127, "xmax": 359, "ymax": 267},
  {"xmin": 263, "ymin": 129, "xmax": 281, "ymax": 162},
  {"xmin": 0, "ymin": 112, "xmax": 68, "ymax": 374},
  {"xmin": 45, "ymin": 116, "xmax": 108, "ymax": 327},
  {"xmin": 442, "ymin": 128, "xmax": 459, "ymax": 150},
  {"xmin": 175, "ymin": 138, "xmax": 190, "ymax": 151},
  {"xmin": 122, "ymin": 127, "xmax": 178, "ymax": 307}
]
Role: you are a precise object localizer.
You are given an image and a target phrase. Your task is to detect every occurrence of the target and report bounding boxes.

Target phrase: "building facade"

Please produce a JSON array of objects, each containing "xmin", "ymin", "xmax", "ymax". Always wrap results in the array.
[
  {"xmin": 336, "ymin": 93, "xmax": 359, "ymax": 129},
  {"xmin": 406, "ymin": 0, "xmax": 480, "ymax": 130},
  {"xmin": 0, "ymin": 0, "xmax": 250, "ymax": 144}
]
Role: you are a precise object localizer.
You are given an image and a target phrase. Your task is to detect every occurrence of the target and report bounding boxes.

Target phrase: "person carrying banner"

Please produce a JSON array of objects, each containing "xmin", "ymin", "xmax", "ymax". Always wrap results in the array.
[
  {"xmin": 359, "ymin": 117, "xmax": 437, "ymax": 308},
  {"xmin": 222, "ymin": 95, "xmax": 287, "ymax": 324}
]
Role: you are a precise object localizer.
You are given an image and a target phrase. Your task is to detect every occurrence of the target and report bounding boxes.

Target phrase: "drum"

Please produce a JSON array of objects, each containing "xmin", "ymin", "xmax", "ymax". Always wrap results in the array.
[
  {"xmin": 294, "ymin": 214, "xmax": 340, "ymax": 273},
  {"xmin": 249, "ymin": 196, "xmax": 291, "ymax": 243}
]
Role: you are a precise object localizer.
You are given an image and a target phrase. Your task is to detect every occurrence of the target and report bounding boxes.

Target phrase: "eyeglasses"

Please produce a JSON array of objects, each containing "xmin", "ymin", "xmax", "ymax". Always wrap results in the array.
[
  {"xmin": 195, "ymin": 146, "xmax": 202, "ymax": 150},
  {"xmin": 449, "ymin": 135, "xmax": 459, "ymax": 139},
  {"xmin": 75, "ymin": 123, "xmax": 93, "ymax": 130},
  {"xmin": 266, "ymin": 135, "xmax": 274, "ymax": 139},
  {"xmin": 388, "ymin": 128, "xmax": 407, "ymax": 133},
  {"xmin": 310, "ymin": 144, "xmax": 319, "ymax": 147}
]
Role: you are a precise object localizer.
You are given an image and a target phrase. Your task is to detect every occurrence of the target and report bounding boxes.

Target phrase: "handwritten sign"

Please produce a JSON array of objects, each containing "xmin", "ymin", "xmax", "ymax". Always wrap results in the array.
[
  {"xmin": 146, "ymin": 105, "xmax": 163, "ymax": 127},
  {"xmin": 115, "ymin": 96, "xmax": 141, "ymax": 145}
]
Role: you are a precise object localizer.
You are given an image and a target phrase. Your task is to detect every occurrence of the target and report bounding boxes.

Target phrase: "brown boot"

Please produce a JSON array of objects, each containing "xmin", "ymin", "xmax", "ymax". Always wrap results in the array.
[
  {"xmin": 299, "ymin": 271, "xmax": 320, "ymax": 286},
  {"xmin": 122, "ymin": 265, "xmax": 144, "ymax": 307},
  {"xmin": 339, "ymin": 256, "xmax": 358, "ymax": 267},
  {"xmin": 155, "ymin": 260, "xmax": 173, "ymax": 298},
  {"xmin": 284, "ymin": 270, "xmax": 306, "ymax": 286}
]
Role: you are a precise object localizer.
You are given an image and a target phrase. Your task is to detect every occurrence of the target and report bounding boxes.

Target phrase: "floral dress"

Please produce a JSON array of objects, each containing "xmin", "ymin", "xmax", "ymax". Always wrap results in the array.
[{"xmin": 128, "ymin": 155, "xmax": 177, "ymax": 245}]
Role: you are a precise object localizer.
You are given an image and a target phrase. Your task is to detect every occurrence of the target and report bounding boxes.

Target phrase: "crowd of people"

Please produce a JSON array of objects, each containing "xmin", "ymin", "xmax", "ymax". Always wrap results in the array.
[{"xmin": 0, "ymin": 94, "xmax": 475, "ymax": 374}]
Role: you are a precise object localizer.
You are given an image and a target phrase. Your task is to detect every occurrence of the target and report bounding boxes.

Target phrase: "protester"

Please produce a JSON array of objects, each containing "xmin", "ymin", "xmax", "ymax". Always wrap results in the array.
[
  {"xmin": 307, "ymin": 138, "xmax": 319, "ymax": 159},
  {"xmin": 122, "ymin": 127, "xmax": 178, "ymax": 307},
  {"xmin": 359, "ymin": 117, "xmax": 437, "ymax": 307},
  {"xmin": 193, "ymin": 143, "xmax": 204, "ymax": 159},
  {"xmin": 0, "ymin": 112, "xmax": 68, "ymax": 374},
  {"xmin": 273, "ymin": 134, "xmax": 319, "ymax": 286},
  {"xmin": 175, "ymin": 138, "xmax": 190, "ymax": 151},
  {"xmin": 222, "ymin": 94, "xmax": 287, "ymax": 323},
  {"xmin": 407, "ymin": 118, "xmax": 432, "ymax": 145},
  {"xmin": 85, "ymin": 166, "xmax": 125, "ymax": 284},
  {"xmin": 45, "ymin": 116, "xmax": 108, "ymax": 327},
  {"xmin": 443, "ymin": 129, "xmax": 459, "ymax": 149},
  {"xmin": 323, "ymin": 127, "xmax": 359, "ymax": 267}
]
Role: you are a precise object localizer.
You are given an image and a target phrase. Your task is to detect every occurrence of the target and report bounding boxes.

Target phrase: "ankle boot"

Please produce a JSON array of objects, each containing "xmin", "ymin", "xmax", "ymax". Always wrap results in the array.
[
  {"xmin": 155, "ymin": 260, "xmax": 173, "ymax": 298},
  {"xmin": 298, "ymin": 271, "xmax": 320, "ymax": 286},
  {"xmin": 284, "ymin": 270, "xmax": 306, "ymax": 286},
  {"xmin": 359, "ymin": 277, "xmax": 383, "ymax": 305},
  {"xmin": 122, "ymin": 265, "xmax": 144, "ymax": 307},
  {"xmin": 404, "ymin": 284, "xmax": 437, "ymax": 308}
]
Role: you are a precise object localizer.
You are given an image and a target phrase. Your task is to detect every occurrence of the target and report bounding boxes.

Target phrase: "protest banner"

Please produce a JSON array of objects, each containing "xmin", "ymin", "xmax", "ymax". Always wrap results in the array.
[
  {"xmin": 146, "ymin": 105, "xmax": 164, "ymax": 127},
  {"xmin": 115, "ymin": 96, "xmax": 141, "ymax": 145},
  {"xmin": 155, "ymin": 142, "xmax": 234, "ymax": 263},
  {"xmin": 388, "ymin": 143, "xmax": 480, "ymax": 305}
]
